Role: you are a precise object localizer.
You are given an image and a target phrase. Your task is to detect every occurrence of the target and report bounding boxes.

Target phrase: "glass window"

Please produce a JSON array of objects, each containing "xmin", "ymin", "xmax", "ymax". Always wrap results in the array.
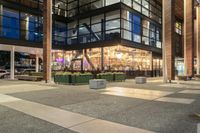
[
  {"xmin": 122, "ymin": 30, "xmax": 132, "ymax": 41},
  {"xmin": 133, "ymin": 1, "xmax": 141, "ymax": 12},
  {"xmin": 142, "ymin": 0, "xmax": 149, "ymax": 9},
  {"xmin": 20, "ymin": 12, "xmax": 39, "ymax": 41},
  {"xmin": 133, "ymin": 15, "xmax": 141, "ymax": 43},
  {"xmin": 2, "ymin": 8, "xmax": 20, "ymax": 39},
  {"xmin": 106, "ymin": 0, "xmax": 120, "ymax": 6},
  {"xmin": 106, "ymin": 10, "xmax": 120, "ymax": 20},
  {"xmin": 149, "ymin": 23, "xmax": 156, "ymax": 46},
  {"xmin": 122, "ymin": 0, "xmax": 132, "ymax": 6},
  {"xmin": 106, "ymin": 19, "xmax": 120, "ymax": 31},
  {"xmin": 53, "ymin": 21, "xmax": 67, "ymax": 45},
  {"xmin": 175, "ymin": 22, "xmax": 182, "ymax": 35}
]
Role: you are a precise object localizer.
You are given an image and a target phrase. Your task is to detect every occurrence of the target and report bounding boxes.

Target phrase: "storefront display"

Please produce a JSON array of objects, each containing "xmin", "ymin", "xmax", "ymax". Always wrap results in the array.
[{"xmin": 51, "ymin": 46, "xmax": 162, "ymax": 74}]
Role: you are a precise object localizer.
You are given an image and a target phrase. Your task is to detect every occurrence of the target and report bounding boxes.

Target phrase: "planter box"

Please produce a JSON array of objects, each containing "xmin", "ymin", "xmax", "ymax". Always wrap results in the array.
[
  {"xmin": 114, "ymin": 73, "xmax": 126, "ymax": 82},
  {"xmin": 54, "ymin": 74, "xmax": 70, "ymax": 84},
  {"xmin": 71, "ymin": 74, "xmax": 93, "ymax": 85},
  {"xmin": 97, "ymin": 74, "xmax": 114, "ymax": 82}
]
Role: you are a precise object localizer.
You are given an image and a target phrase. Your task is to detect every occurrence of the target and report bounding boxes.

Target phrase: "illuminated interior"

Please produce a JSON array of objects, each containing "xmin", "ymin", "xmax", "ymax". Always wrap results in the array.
[{"xmin": 52, "ymin": 45, "xmax": 155, "ymax": 71}]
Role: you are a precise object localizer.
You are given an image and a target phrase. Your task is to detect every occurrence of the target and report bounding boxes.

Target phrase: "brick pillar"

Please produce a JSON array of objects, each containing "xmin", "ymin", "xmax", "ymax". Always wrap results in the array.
[
  {"xmin": 162, "ymin": 0, "xmax": 175, "ymax": 82},
  {"xmin": 43, "ymin": 0, "xmax": 52, "ymax": 83},
  {"xmin": 197, "ymin": 6, "xmax": 200, "ymax": 74},
  {"xmin": 184, "ymin": 0, "xmax": 194, "ymax": 77}
]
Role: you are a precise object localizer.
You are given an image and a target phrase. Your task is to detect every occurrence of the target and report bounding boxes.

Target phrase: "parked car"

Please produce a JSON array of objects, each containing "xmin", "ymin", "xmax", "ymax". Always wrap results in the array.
[{"xmin": 0, "ymin": 69, "xmax": 9, "ymax": 79}]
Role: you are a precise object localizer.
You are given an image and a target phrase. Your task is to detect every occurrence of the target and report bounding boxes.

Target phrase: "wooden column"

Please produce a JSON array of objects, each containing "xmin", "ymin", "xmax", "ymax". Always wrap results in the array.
[
  {"xmin": 0, "ymin": 4, "xmax": 3, "ymax": 34},
  {"xmin": 184, "ymin": 0, "xmax": 194, "ymax": 77},
  {"xmin": 43, "ymin": 0, "xmax": 52, "ymax": 83},
  {"xmin": 197, "ymin": 6, "xmax": 200, "ymax": 74},
  {"xmin": 101, "ymin": 47, "xmax": 104, "ymax": 71},
  {"xmin": 162, "ymin": 0, "xmax": 175, "ymax": 82}
]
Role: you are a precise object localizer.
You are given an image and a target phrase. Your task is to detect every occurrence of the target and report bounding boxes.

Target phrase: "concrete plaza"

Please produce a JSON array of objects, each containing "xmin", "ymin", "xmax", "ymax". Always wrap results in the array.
[{"xmin": 0, "ymin": 79, "xmax": 199, "ymax": 133}]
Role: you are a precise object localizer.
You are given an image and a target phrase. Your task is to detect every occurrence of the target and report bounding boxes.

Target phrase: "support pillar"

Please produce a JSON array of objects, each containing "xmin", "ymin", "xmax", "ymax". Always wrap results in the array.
[
  {"xmin": 162, "ymin": 0, "xmax": 175, "ymax": 82},
  {"xmin": 0, "ymin": 4, "xmax": 3, "ymax": 34},
  {"xmin": 43, "ymin": 0, "xmax": 52, "ymax": 83},
  {"xmin": 184, "ymin": 0, "xmax": 194, "ymax": 77},
  {"xmin": 150, "ymin": 52, "xmax": 153, "ymax": 77},
  {"xmin": 36, "ymin": 55, "xmax": 39, "ymax": 72},
  {"xmin": 63, "ymin": 50, "xmax": 66, "ymax": 69},
  {"xmin": 101, "ymin": 47, "xmax": 104, "ymax": 71},
  {"xmin": 196, "ymin": 6, "xmax": 200, "ymax": 74},
  {"xmin": 10, "ymin": 46, "xmax": 15, "ymax": 80}
]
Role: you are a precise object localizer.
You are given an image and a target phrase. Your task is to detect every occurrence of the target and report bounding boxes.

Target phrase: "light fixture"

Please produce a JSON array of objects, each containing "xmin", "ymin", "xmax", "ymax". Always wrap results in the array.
[{"xmin": 116, "ymin": 52, "xmax": 123, "ymax": 59}]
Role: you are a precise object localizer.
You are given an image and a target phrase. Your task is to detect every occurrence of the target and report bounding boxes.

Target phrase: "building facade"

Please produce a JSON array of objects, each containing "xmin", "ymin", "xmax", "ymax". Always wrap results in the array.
[
  {"xmin": 0, "ymin": 0, "xmax": 199, "ymax": 82},
  {"xmin": 0, "ymin": 0, "xmax": 163, "ymax": 78}
]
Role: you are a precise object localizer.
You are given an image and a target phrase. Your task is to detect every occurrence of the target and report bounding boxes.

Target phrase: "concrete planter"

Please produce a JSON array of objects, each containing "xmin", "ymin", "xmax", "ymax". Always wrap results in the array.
[
  {"xmin": 89, "ymin": 79, "xmax": 107, "ymax": 89},
  {"xmin": 135, "ymin": 77, "xmax": 147, "ymax": 84}
]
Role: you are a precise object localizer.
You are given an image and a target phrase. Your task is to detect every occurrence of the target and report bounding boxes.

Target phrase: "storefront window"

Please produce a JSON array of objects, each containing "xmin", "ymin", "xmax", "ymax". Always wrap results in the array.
[{"xmin": 60, "ymin": 45, "xmax": 153, "ymax": 71}]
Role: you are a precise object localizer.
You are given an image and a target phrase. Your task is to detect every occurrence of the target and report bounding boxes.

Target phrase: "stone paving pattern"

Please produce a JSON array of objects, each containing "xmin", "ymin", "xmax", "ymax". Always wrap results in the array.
[{"xmin": 0, "ymin": 79, "xmax": 199, "ymax": 133}]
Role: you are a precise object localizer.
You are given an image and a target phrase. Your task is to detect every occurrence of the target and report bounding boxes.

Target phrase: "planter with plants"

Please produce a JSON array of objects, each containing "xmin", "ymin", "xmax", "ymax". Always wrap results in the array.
[
  {"xmin": 97, "ymin": 72, "xmax": 114, "ymax": 82},
  {"xmin": 54, "ymin": 72, "xmax": 71, "ymax": 84},
  {"xmin": 114, "ymin": 72, "xmax": 126, "ymax": 82},
  {"xmin": 71, "ymin": 72, "xmax": 93, "ymax": 85}
]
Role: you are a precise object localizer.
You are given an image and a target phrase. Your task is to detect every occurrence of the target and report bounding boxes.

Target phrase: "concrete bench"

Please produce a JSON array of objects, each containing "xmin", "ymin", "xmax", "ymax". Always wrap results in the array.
[
  {"xmin": 17, "ymin": 75, "xmax": 43, "ymax": 81},
  {"xmin": 89, "ymin": 79, "xmax": 106, "ymax": 89},
  {"xmin": 135, "ymin": 77, "xmax": 147, "ymax": 84}
]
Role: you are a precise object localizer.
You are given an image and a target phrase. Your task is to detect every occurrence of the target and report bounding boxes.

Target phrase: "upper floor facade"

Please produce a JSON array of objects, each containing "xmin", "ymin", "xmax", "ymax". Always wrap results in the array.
[
  {"xmin": 0, "ymin": 0, "xmax": 162, "ymax": 53},
  {"xmin": 53, "ymin": 0, "xmax": 162, "ymax": 24}
]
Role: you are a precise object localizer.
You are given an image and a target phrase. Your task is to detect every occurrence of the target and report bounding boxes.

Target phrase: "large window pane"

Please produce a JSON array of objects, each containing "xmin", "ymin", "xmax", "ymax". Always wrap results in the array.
[{"xmin": 2, "ymin": 8, "xmax": 20, "ymax": 39}]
